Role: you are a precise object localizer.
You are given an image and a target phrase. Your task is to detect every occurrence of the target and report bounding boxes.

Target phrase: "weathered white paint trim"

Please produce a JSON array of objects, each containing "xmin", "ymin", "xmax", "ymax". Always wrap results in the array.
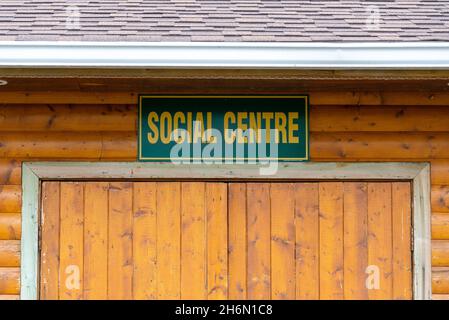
[
  {"xmin": 1, "ymin": 41, "xmax": 449, "ymax": 69},
  {"xmin": 412, "ymin": 164, "xmax": 432, "ymax": 300},
  {"xmin": 20, "ymin": 161, "xmax": 431, "ymax": 300},
  {"xmin": 20, "ymin": 163, "xmax": 40, "ymax": 300},
  {"xmin": 26, "ymin": 161, "xmax": 425, "ymax": 180}
]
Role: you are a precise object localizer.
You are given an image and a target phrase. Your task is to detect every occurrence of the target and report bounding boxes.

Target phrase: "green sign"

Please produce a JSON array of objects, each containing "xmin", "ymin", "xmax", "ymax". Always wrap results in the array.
[{"xmin": 138, "ymin": 95, "xmax": 309, "ymax": 162}]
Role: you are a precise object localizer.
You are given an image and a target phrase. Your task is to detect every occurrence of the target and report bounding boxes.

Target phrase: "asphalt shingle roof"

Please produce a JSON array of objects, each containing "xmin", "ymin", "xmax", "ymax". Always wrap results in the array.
[{"xmin": 0, "ymin": 0, "xmax": 448, "ymax": 41}]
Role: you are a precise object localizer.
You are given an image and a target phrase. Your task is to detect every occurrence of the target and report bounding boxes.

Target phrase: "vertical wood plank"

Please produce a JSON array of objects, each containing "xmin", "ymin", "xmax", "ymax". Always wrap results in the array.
[
  {"xmin": 133, "ymin": 182, "xmax": 157, "ymax": 300},
  {"xmin": 392, "ymin": 182, "xmax": 412, "ymax": 300},
  {"xmin": 156, "ymin": 182, "xmax": 181, "ymax": 299},
  {"xmin": 294, "ymin": 183, "xmax": 319, "ymax": 300},
  {"xmin": 319, "ymin": 182, "xmax": 344, "ymax": 300},
  {"xmin": 180, "ymin": 182, "xmax": 206, "ymax": 299},
  {"xmin": 59, "ymin": 182, "xmax": 84, "ymax": 300},
  {"xmin": 270, "ymin": 183, "xmax": 295, "ymax": 300},
  {"xmin": 206, "ymin": 183, "xmax": 228, "ymax": 300},
  {"xmin": 228, "ymin": 183, "xmax": 247, "ymax": 300},
  {"xmin": 343, "ymin": 182, "xmax": 369, "ymax": 300},
  {"xmin": 84, "ymin": 182, "xmax": 108, "ymax": 300},
  {"xmin": 368, "ymin": 183, "xmax": 393, "ymax": 300},
  {"xmin": 40, "ymin": 182, "xmax": 60, "ymax": 300},
  {"xmin": 247, "ymin": 183, "xmax": 271, "ymax": 299},
  {"xmin": 108, "ymin": 182, "xmax": 133, "ymax": 300}
]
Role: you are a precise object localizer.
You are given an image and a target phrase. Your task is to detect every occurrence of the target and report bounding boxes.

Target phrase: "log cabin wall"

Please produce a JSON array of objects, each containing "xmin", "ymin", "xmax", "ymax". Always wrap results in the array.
[{"xmin": 0, "ymin": 90, "xmax": 449, "ymax": 300}]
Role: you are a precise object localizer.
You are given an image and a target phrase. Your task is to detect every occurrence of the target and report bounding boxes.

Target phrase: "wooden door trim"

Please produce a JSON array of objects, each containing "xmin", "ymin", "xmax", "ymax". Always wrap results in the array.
[{"xmin": 20, "ymin": 161, "xmax": 431, "ymax": 300}]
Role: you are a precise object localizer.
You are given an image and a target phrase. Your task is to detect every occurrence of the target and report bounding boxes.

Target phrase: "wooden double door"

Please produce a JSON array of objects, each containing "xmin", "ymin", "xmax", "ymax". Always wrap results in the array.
[{"xmin": 39, "ymin": 181, "xmax": 412, "ymax": 300}]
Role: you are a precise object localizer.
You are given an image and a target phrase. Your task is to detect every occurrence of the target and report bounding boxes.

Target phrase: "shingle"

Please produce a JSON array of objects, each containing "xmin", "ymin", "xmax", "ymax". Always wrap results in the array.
[{"xmin": 0, "ymin": 0, "xmax": 448, "ymax": 41}]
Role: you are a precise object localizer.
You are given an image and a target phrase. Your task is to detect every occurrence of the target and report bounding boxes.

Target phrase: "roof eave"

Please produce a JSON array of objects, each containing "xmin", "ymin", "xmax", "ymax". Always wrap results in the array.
[{"xmin": 1, "ymin": 41, "xmax": 449, "ymax": 69}]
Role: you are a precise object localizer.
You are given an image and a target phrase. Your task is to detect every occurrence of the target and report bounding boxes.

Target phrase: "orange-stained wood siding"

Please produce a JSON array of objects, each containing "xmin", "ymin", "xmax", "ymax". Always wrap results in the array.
[
  {"xmin": 0, "ymin": 91, "xmax": 447, "ymax": 299},
  {"xmin": 38, "ymin": 181, "xmax": 411, "ymax": 300}
]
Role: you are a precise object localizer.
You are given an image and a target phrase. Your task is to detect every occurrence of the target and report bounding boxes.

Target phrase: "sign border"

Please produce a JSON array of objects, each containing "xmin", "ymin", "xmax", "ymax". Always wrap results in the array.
[{"xmin": 138, "ymin": 94, "xmax": 310, "ymax": 161}]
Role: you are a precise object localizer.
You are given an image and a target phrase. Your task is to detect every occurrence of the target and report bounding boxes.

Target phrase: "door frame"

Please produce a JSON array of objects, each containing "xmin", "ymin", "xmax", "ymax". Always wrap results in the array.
[{"xmin": 20, "ymin": 161, "xmax": 431, "ymax": 300}]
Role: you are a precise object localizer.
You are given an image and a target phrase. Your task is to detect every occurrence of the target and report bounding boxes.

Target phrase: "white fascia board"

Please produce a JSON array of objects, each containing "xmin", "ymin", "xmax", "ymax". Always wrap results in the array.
[{"xmin": 0, "ymin": 41, "xmax": 449, "ymax": 69}]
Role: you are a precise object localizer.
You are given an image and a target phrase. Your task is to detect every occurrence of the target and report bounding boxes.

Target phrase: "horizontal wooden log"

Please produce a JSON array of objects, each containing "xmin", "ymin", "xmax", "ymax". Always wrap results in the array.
[
  {"xmin": 310, "ymin": 105, "xmax": 449, "ymax": 132},
  {"xmin": 432, "ymin": 241, "xmax": 449, "ymax": 267},
  {"xmin": 0, "ymin": 160, "xmax": 21, "ymax": 185},
  {"xmin": 303, "ymin": 160, "xmax": 449, "ymax": 187},
  {"xmin": 0, "ymin": 240, "xmax": 20, "ymax": 267},
  {"xmin": 312, "ymin": 91, "xmax": 449, "ymax": 106},
  {"xmin": 0, "ymin": 267, "xmax": 19, "ymax": 295},
  {"xmin": 0, "ymin": 91, "xmax": 138, "ymax": 104},
  {"xmin": 431, "ymin": 160, "xmax": 449, "ymax": 186},
  {"xmin": 0, "ymin": 104, "xmax": 136, "ymax": 132},
  {"xmin": 432, "ymin": 294, "xmax": 449, "ymax": 300},
  {"xmin": 432, "ymin": 186, "xmax": 449, "ymax": 213},
  {"xmin": 3, "ymin": 91, "xmax": 449, "ymax": 105},
  {"xmin": 432, "ymin": 214, "xmax": 449, "ymax": 240},
  {"xmin": 100, "ymin": 133, "xmax": 137, "ymax": 160},
  {"xmin": 0, "ymin": 294, "xmax": 19, "ymax": 300},
  {"xmin": 0, "ymin": 212, "xmax": 21, "ymax": 240},
  {"xmin": 433, "ymin": 267, "xmax": 449, "ymax": 294},
  {"xmin": 0, "ymin": 132, "xmax": 135, "ymax": 160},
  {"xmin": 3, "ymin": 68, "xmax": 449, "ymax": 80},
  {"xmin": 1, "ymin": 71, "xmax": 449, "ymax": 93},
  {"xmin": 3, "ymin": 78, "xmax": 446, "ymax": 93},
  {"xmin": 312, "ymin": 161, "xmax": 449, "ymax": 191},
  {"xmin": 0, "ymin": 186, "xmax": 21, "ymax": 213},
  {"xmin": 310, "ymin": 132, "xmax": 449, "ymax": 160}
]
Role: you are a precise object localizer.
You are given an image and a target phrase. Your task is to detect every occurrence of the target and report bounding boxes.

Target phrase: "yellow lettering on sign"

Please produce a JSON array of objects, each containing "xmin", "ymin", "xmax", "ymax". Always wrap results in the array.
[
  {"xmin": 237, "ymin": 112, "xmax": 248, "ymax": 143},
  {"xmin": 224, "ymin": 112, "xmax": 236, "ymax": 144},
  {"xmin": 275, "ymin": 112, "xmax": 287, "ymax": 143},
  {"xmin": 262, "ymin": 112, "xmax": 274, "ymax": 143},
  {"xmin": 147, "ymin": 112, "xmax": 159, "ymax": 144},
  {"xmin": 288, "ymin": 112, "xmax": 299, "ymax": 143},
  {"xmin": 160, "ymin": 112, "xmax": 172, "ymax": 144},
  {"xmin": 173, "ymin": 112, "xmax": 186, "ymax": 143},
  {"xmin": 187, "ymin": 112, "xmax": 192, "ymax": 143},
  {"xmin": 206, "ymin": 112, "xmax": 213, "ymax": 142},
  {"xmin": 146, "ymin": 109, "xmax": 302, "ymax": 146},
  {"xmin": 193, "ymin": 113, "xmax": 204, "ymax": 143},
  {"xmin": 249, "ymin": 112, "xmax": 261, "ymax": 143}
]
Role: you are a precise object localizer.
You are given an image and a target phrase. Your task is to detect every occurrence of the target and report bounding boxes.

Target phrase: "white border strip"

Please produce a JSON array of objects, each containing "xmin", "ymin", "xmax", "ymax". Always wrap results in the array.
[
  {"xmin": 1, "ymin": 41, "xmax": 449, "ymax": 69},
  {"xmin": 20, "ymin": 161, "xmax": 432, "ymax": 300}
]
